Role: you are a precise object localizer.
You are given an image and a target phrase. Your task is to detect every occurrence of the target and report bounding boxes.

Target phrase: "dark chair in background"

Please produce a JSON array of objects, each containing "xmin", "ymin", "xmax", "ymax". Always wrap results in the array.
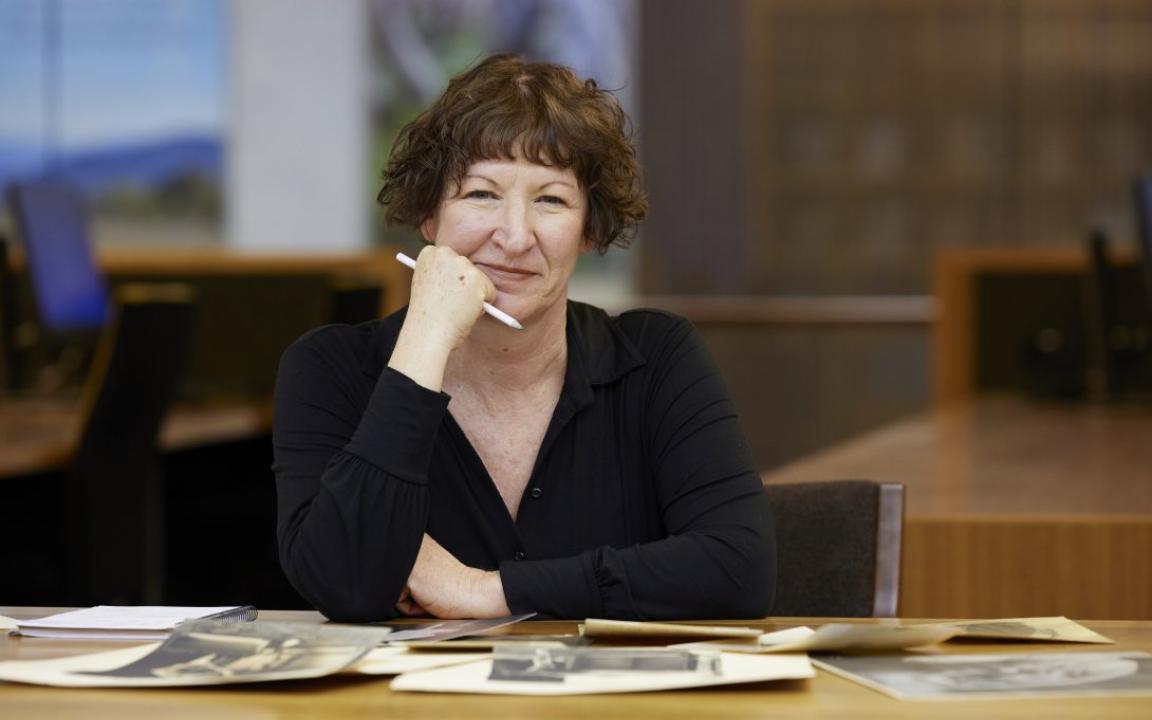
[
  {"xmin": 0, "ymin": 234, "xmax": 23, "ymax": 391},
  {"xmin": 763, "ymin": 479, "xmax": 904, "ymax": 617},
  {"xmin": 327, "ymin": 279, "xmax": 383, "ymax": 326},
  {"xmin": 65, "ymin": 283, "xmax": 195, "ymax": 604}
]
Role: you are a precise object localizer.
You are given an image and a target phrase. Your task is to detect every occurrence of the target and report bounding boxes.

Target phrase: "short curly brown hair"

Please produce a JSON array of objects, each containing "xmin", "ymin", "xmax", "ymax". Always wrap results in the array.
[{"xmin": 378, "ymin": 53, "xmax": 647, "ymax": 253}]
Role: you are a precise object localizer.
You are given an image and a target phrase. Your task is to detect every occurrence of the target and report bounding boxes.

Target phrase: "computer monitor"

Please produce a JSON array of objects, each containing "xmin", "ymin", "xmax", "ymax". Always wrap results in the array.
[{"xmin": 6, "ymin": 180, "xmax": 110, "ymax": 333}]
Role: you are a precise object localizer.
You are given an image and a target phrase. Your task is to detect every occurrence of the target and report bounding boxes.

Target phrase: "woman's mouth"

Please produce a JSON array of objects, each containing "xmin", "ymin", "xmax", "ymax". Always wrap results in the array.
[{"xmin": 475, "ymin": 263, "xmax": 536, "ymax": 283}]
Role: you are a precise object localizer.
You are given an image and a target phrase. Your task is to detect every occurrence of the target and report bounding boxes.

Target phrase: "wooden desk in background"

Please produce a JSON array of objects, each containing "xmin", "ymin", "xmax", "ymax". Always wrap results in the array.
[
  {"xmin": 3, "ymin": 607, "xmax": 1151, "ymax": 719},
  {"xmin": 94, "ymin": 245, "xmax": 412, "ymax": 315},
  {"xmin": 763, "ymin": 396, "xmax": 1152, "ymax": 620},
  {"xmin": 0, "ymin": 396, "xmax": 273, "ymax": 478}
]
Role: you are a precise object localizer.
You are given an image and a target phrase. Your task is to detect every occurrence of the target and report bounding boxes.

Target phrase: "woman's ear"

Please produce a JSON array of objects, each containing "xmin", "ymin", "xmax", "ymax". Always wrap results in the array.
[{"xmin": 419, "ymin": 215, "xmax": 439, "ymax": 245}]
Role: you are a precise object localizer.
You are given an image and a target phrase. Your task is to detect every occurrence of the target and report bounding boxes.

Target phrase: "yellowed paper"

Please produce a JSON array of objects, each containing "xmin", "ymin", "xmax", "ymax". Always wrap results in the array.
[
  {"xmin": 0, "ymin": 644, "xmax": 163, "ymax": 687},
  {"xmin": 917, "ymin": 617, "xmax": 1114, "ymax": 644},
  {"xmin": 391, "ymin": 650, "xmax": 814, "ymax": 695},
  {"xmin": 677, "ymin": 623, "xmax": 956, "ymax": 654},
  {"xmin": 580, "ymin": 618, "xmax": 763, "ymax": 639},
  {"xmin": 813, "ymin": 651, "xmax": 1152, "ymax": 701}
]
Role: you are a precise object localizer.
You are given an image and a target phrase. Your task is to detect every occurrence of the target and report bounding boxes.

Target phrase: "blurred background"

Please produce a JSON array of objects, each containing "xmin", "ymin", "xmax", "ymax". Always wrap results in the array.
[{"xmin": 1, "ymin": 0, "xmax": 1151, "ymax": 614}]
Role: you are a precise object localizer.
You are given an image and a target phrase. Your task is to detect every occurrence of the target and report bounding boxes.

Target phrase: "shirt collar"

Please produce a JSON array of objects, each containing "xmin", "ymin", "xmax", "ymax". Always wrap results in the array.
[{"xmin": 564, "ymin": 300, "xmax": 646, "ymax": 387}]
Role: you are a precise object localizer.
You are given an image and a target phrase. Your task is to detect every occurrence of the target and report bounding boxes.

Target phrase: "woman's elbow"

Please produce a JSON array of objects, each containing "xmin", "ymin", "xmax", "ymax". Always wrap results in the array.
[
  {"xmin": 716, "ymin": 528, "xmax": 776, "ymax": 618},
  {"xmin": 283, "ymin": 561, "xmax": 401, "ymax": 623},
  {"xmin": 313, "ymin": 594, "xmax": 399, "ymax": 624},
  {"xmin": 279, "ymin": 541, "xmax": 403, "ymax": 623}
]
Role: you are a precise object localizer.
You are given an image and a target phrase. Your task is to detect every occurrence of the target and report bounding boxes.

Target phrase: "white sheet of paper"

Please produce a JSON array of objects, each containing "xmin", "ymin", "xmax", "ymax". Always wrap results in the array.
[
  {"xmin": 391, "ymin": 651, "xmax": 814, "ymax": 695},
  {"xmin": 351, "ymin": 646, "xmax": 488, "ymax": 675},
  {"xmin": 0, "ymin": 614, "xmax": 19, "ymax": 631},
  {"xmin": 16, "ymin": 606, "xmax": 254, "ymax": 640}
]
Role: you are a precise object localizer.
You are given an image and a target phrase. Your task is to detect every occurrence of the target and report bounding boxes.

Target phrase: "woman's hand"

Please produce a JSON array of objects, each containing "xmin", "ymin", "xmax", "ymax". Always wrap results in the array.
[
  {"xmin": 402, "ymin": 534, "xmax": 511, "ymax": 618},
  {"xmin": 407, "ymin": 245, "xmax": 496, "ymax": 352},
  {"xmin": 388, "ymin": 246, "xmax": 495, "ymax": 392},
  {"xmin": 394, "ymin": 586, "xmax": 430, "ymax": 617}
]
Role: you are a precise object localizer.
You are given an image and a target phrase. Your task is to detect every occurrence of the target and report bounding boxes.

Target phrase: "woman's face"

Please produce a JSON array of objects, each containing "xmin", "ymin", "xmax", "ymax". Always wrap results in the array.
[{"xmin": 421, "ymin": 156, "xmax": 587, "ymax": 325}]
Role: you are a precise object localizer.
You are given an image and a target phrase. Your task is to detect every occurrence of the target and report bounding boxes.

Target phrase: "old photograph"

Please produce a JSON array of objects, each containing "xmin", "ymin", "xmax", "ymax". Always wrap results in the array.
[
  {"xmin": 84, "ymin": 620, "xmax": 389, "ymax": 683},
  {"xmin": 815, "ymin": 651, "xmax": 1152, "ymax": 700},
  {"xmin": 489, "ymin": 646, "xmax": 722, "ymax": 683}
]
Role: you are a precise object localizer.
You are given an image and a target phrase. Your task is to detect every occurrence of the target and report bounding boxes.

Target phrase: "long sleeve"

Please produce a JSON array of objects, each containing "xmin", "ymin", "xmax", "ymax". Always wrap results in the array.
[
  {"xmin": 273, "ymin": 325, "xmax": 450, "ymax": 622},
  {"xmin": 499, "ymin": 312, "xmax": 776, "ymax": 619}
]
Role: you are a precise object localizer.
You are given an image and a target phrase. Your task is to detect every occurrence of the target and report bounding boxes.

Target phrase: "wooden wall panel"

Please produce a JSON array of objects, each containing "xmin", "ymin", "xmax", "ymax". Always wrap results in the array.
[
  {"xmin": 637, "ymin": 0, "xmax": 746, "ymax": 294},
  {"xmin": 641, "ymin": 0, "xmax": 1152, "ymax": 295},
  {"xmin": 903, "ymin": 516, "xmax": 1152, "ymax": 619}
]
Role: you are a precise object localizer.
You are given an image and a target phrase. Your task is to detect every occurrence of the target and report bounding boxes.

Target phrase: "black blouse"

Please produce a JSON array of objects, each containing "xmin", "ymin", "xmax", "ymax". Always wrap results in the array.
[{"xmin": 273, "ymin": 301, "xmax": 775, "ymax": 622}]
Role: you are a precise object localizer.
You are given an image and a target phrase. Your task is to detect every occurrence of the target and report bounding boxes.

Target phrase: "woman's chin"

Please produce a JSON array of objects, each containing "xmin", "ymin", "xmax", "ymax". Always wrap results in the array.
[{"xmin": 491, "ymin": 292, "xmax": 561, "ymax": 326}]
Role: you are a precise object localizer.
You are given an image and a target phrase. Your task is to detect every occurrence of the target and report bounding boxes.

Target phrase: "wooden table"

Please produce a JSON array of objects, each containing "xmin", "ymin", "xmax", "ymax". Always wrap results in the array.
[
  {"xmin": 0, "ymin": 395, "xmax": 273, "ymax": 478},
  {"xmin": 2, "ymin": 608, "xmax": 1151, "ymax": 719},
  {"xmin": 762, "ymin": 396, "xmax": 1152, "ymax": 619}
]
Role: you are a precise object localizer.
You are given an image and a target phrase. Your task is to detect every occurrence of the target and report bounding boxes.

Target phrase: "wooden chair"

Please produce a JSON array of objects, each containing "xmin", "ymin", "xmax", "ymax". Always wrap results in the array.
[
  {"xmin": 763, "ymin": 479, "xmax": 904, "ymax": 617},
  {"xmin": 64, "ymin": 283, "xmax": 196, "ymax": 604}
]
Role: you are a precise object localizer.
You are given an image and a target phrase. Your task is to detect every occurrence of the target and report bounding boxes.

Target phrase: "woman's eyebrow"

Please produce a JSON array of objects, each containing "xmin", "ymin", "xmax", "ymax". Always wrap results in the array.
[{"xmin": 463, "ymin": 173, "xmax": 498, "ymax": 186}]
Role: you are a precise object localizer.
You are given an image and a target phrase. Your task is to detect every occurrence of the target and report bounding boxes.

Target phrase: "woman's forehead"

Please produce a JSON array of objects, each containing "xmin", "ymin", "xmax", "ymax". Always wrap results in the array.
[{"xmin": 461, "ymin": 156, "xmax": 580, "ymax": 185}]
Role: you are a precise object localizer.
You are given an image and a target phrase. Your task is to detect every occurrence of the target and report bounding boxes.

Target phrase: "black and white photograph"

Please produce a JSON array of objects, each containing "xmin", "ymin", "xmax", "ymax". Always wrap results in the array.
[
  {"xmin": 815, "ymin": 651, "xmax": 1152, "ymax": 700},
  {"xmin": 921, "ymin": 617, "xmax": 1115, "ymax": 644},
  {"xmin": 390, "ymin": 648, "xmax": 815, "ymax": 696},
  {"xmin": 488, "ymin": 646, "xmax": 722, "ymax": 683},
  {"xmin": 375, "ymin": 614, "xmax": 535, "ymax": 644},
  {"xmin": 82, "ymin": 620, "xmax": 390, "ymax": 684}
]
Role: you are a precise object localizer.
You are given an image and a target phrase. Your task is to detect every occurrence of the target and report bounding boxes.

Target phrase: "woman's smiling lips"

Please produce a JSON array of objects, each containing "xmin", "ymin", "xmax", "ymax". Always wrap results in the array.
[{"xmin": 474, "ymin": 262, "xmax": 537, "ymax": 284}]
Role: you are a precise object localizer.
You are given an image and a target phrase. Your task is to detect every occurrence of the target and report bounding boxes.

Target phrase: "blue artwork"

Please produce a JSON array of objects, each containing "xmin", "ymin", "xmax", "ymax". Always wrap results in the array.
[{"xmin": 0, "ymin": 0, "xmax": 225, "ymax": 210}]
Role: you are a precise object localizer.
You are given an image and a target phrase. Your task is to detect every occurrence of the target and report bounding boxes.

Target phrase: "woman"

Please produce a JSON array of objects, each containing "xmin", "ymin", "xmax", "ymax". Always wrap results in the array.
[{"xmin": 274, "ymin": 54, "xmax": 774, "ymax": 622}]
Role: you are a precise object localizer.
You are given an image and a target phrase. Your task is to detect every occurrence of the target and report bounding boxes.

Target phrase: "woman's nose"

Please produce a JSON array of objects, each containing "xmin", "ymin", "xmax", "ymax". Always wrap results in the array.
[{"xmin": 491, "ymin": 201, "xmax": 534, "ymax": 253}]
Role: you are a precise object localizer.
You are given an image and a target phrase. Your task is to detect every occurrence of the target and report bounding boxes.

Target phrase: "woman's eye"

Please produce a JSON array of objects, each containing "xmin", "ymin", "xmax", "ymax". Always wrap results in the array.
[
  {"xmin": 464, "ymin": 189, "xmax": 496, "ymax": 200},
  {"xmin": 537, "ymin": 195, "xmax": 566, "ymax": 205}
]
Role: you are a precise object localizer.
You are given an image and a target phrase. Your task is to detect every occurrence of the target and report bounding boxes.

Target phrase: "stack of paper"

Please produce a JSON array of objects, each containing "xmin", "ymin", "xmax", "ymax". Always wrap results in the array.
[{"xmin": 15, "ymin": 605, "xmax": 258, "ymax": 641}]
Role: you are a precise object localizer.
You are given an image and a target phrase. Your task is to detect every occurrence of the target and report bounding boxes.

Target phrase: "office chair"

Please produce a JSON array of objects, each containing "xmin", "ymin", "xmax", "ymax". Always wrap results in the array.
[
  {"xmin": 64, "ymin": 283, "xmax": 196, "ymax": 605},
  {"xmin": 762, "ymin": 479, "xmax": 904, "ymax": 617}
]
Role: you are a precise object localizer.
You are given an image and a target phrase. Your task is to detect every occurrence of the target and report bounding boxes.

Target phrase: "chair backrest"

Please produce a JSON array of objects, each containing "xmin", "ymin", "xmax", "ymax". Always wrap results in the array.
[
  {"xmin": 5, "ymin": 180, "xmax": 110, "ymax": 334},
  {"xmin": 0, "ymin": 234, "xmax": 23, "ymax": 390},
  {"xmin": 763, "ymin": 479, "xmax": 904, "ymax": 617},
  {"xmin": 327, "ymin": 279, "xmax": 383, "ymax": 325},
  {"xmin": 1135, "ymin": 173, "xmax": 1152, "ymax": 322},
  {"xmin": 65, "ymin": 284, "xmax": 196, "ymax": 604}
]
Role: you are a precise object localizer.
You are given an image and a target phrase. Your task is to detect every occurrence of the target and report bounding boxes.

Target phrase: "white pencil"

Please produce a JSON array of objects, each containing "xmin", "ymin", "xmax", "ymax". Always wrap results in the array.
[{"xmin": 394, "ymin": 252, "xmax": 524, "ymax": 330}]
